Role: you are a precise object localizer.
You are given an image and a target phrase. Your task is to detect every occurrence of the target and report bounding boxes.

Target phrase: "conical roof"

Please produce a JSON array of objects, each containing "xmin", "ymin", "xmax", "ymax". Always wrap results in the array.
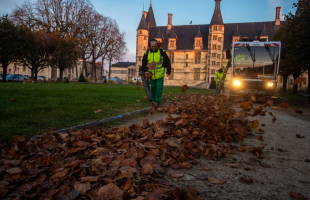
[
  {"xmin": 154, "ymin": 30, "xmax": 162, "ymax": 39},
  {"xmin": 233, "ymin": 28, "xmax": 241, "ymax": 36},
  {"xmin": 195, "ymin": 29, "xmax": 202, "ymax": 37},
  {"xmin": 168, "ymin": 31, "xmax": 176, "ymax": 39},
  {"xmin": 210, "ymin": 0, "xmax": 223, "ymax": 25},
  {"xmin": 137, "ymin": 13, "xmax": 147, "ymax": 30},
  {"xmin": 145, "ymin": 5, "xmax": 156, "ymax": 27},
  {"xmin": 260, "ymin": 28, "xmax": 268, "ymax": 36}
]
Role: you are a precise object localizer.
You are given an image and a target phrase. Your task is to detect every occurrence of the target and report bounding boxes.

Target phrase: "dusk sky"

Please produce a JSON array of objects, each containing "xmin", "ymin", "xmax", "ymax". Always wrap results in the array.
[{"xmin": 1, "ymin": 0, "xmax": 297, "ymax": 68}]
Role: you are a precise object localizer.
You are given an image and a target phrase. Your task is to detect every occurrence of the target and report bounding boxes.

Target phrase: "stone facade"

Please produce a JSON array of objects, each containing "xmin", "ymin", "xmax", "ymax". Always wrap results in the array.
[
  {"xmin": 0, "ymin": 60, "xmax": 107, "ymax": 81},
  {"xmin": 110, "ymin": 62, "xmax": 136, "ymax": 81},
  {"xmin": 136, "ymin": 0, "xmax": 287, "ymax": 87}
]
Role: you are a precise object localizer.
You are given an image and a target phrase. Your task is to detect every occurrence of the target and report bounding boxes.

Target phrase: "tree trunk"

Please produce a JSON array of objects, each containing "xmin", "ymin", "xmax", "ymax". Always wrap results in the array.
[
  {"xmin": 1, "ymin": 62, "xmax": 8, "ymax": 82},
  {"xmin": 282, "ymin": 75, "xmax": 288, "ymax": 93},
  {"xmin": 75, "ymin": 62, "xmax": 78, "ymax": 79},
  {"xmin": 101, "ymin": 55, "xmax": 105, "ymax": 83},
  {"xmin": 31, "ymin": 69, "xmax": 35, "ymax": 81},
  {"xmin": 292, "ymin": 74, "xmax": 299, "ymax": 94},
  {"xmin": 34, "ymin": 71, "xmax": 38, "ymax": 82},
  {"xmin": 307, "ymin": 70, "xmax": 310, "ymax": 95},
  {"xmin": 109, "ymin": 58, "xmax": 112, "ymax": 79},
  {"xmin": 59, "ymin": 68, "xmax": 64, "ymax": 83},
  {"xmin": 84, "ymin": 60, "xmax": 87, "ymax": 77}
]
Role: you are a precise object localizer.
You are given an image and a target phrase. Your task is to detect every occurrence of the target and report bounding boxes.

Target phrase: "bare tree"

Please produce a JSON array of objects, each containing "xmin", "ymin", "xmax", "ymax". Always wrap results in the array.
[{"xmin": 106, "ymin": 29, "xmax": 127, "ymax": 79}]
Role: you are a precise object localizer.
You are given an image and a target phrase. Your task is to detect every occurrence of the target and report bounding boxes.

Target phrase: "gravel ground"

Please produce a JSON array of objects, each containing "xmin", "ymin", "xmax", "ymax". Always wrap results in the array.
[{"xmin": 113, "ymin": 104, "xmax": 310, "ymax": 200}]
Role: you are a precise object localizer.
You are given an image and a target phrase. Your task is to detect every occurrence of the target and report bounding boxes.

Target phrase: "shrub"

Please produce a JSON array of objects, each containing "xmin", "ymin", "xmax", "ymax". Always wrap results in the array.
[
  {"xmin": 136, "ymin": 80, "xmax": 141, "ymax": 85},
  {"xmin": 108, "ymin": 80, "xmax": 114, "ymax": 84},
  {"xmin": 209, "ymin": 80, "xmax": 216, "ymax": 89},
  {"xmin": 65, "ymin": 78, "xmax": 69, "ymax": 83},
  {"xmin": 128, "ymin": 80, "xmax": 134, "ymax": 85},
  {"xmin": 78, "ymin": 73, "xmax": 86, "ymax": 83},
  {"xmin": 85, "ymin": 78, "xmax": 89, "ymax": 83}
]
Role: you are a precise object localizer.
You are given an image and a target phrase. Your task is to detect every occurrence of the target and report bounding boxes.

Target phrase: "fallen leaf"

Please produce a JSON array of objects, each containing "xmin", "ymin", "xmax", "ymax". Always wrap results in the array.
[
  {"xmin": 258, "ymin": 128, "xmax": 265, "ymax": 133},
  {"xmin": 137, "ymin": 85, "xmax": 140, "ymax": 90},
  {"xmin": 201, "ymin": 167, "xmax": 211, "ymax": 171},
  {"xmin": 10, "ymin": 98, "xmax": 16, "ymax": 102},
  {"xmin": 268, "ymin": 112, "xmax": 273, "ymax": 116},
  {"xmin": 237, "ymin": 148, "xmax": 246, "ymax": 152},
  {"xmin": 260, "ymin": 163, "xmax": 271, "ymax": 168},
  {"xmin": 94, "ymin": 109, "xmax": 102, "ymax": 113},
  {"xmin": 288, "ymin": 191, "xmax": 308, "ymax": 200},
  {"xmin": 136, "ymin": 100, "xmax": 140, "ymax": 102},
  {"xmin": 208, "ymin": 177, "xmax": 226, "ymax": 184},
  {"xmin": 142, "ymin": 164, "xmax": 153, "ymax": 175},
  {"xmin": 243, "ymin": 166, "xmax": 252, "ymax": 171},
  {"xmin": 258, "ymin": 135, "xmax": 263, "ymax": 141},
  {"xmin": 98, "ymin": 183, "xmax": 124, "ymax": 200},
  {"xmin": 272, "ymin": 116, "xmax": 277, "ymax": 123},
  {"xmin": 225, "ymin": 163, "xmax": 239, "ymax": 168},
  {"xmin": 73, "ymin": 182, "xmax": 91, "ymax": 195},
  {"xmin": 240, "ymin": 101, "xmax": 252, "ymax": 111},
  {"xmin": 239, "ymin": 177, "xmax": 253, "ymax": 184},
  {"xmin": 249, "ymin": 120, "xmax": 259, "ymax": 129},
  {"xmin": 295, "ymin": 109, "xmax": 303, "ymax": 115},
  {"xmin": 280, "ymin": 102, "xmax": 289, "ymax": 109},
  {"xmin": 296, "ymin": 134, "xmax": 305, "ymax": 139},
  {"xmin": 170, "ymin": 172, "xmax": 184, "ymax": 178}
]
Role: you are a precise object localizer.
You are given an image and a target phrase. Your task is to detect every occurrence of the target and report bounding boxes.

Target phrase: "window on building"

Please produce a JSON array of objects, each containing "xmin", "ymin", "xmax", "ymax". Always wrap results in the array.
[
  {"xmin": 128, "ymin": 70, "xmax": 130, "ymax": 75},
  {"xmin": 211, "ymin": 69, "xmax": 215, "ymax": 74},
  {"xmin": 170, "ymin": 52, "xmax": 174, "ymax": 64},
  {"xmin": 170, "ymin": 40, "xmax": 175, "ymax": 48},
  {"xmin": 212, "ymin": 61, "xmax": 216, "ymax": 65},
  {"xmin": 218, "ymin": 45, "xmax": 221, "ymax": 50},
  {"xmin": 23, "ymin": 64, "xmax": 26, "ymax": 71},
  {"xmin": 195, "ymin": 52, "xmax": 201, "ymax": 64},
  {"xmin": 169, "ymin": 68, "xmax": 174, "ymax": 80},
  {"xmin": 213, "ymin": 36, "xmax": 217, "ymax": 40},
  {"xmin": 212, "ymin": 53, "xmax": 216, "ymax": 57},
  {"xmin": 208, "ymin": 60, "xmax": 210, "ymax": 64},
  {"xmin": 186, "ymin": 62, "xmax": 188, "ymax": 67},
  {"xmin": 139, "ymin": 31, "xmax": 142, "ymax": 34},
  {"xmin": 304, "ymin": 78, "xmax": 307, "ymax": 85},
  {"xmin": 290, "ymin": 79, "xmax": 293, "ymax": 85},
  {"xmin": 217, "ymin": 54, "xmax": 221, "ymax": 58},
  {"xmin": 144, "ymin": 36, "xmax": 147, "ymax": 40},
  {"xmin": 217, "ymin": 62, "xmax": 221, "ymax": 66},
  {"xmin": 194, "ymin": 68, "xmax": 200, "ymax": 80},
  {"xmin": 143, "ymin": 46, "xmax": 146, "ymax": 50},
  {"xmin": 212, "ymin": 45, "xmax": 216, "ymax": 50},
  {"xmin": 213, "ymin": 26, "xmax": 217, "ymax": 31},
  {"xmin": 186, "ymin": 54, "xmax": 188, "ymax": 59},
  {"xmin": 196, "ymin": 40, "xmax": 201, "ymax": 47},
  {"xmin": 218, "ymin": 37, "xmax": 222, "ymax": 42},
  {"xmin": 219, "ymin": 26, "xmax": 222, "ymax": 31}
]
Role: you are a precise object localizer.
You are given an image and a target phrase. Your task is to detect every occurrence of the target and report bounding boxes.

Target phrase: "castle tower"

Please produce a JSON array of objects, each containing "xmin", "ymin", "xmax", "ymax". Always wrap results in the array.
[
  {"xmin": 208, "ymin": 0, "xmax": 225, "ymax": 82},
  {"xmin": 135, "ymin": 2, "xmax": 157, "ymax": 75}
]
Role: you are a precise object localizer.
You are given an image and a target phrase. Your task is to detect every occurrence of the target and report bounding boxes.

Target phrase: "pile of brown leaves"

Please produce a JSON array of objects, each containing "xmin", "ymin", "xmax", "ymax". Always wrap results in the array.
[{"xmin": 0, "ymin": 94, "xmax": 265, "ymax": 200}]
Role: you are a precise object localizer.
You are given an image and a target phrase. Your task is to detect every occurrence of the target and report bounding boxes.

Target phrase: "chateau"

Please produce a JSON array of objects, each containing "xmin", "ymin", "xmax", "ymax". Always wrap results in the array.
[{"xmin": 135, "ymin": 0, "xmax": 283, "ymax": 86}]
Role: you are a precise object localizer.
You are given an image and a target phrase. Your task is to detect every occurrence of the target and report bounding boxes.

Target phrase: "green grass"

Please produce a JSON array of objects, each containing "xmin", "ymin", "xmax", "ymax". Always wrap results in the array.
[
  {"xmin": 0, "ymin": 83, "xmax": 212, "ymax": 143},
  {"xmin": 276, "ymin": 92, "xmax": 307, "ymax": 101}
]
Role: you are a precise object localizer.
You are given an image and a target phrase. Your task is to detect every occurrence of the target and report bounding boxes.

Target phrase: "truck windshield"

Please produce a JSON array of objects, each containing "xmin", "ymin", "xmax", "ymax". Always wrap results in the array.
[{"xmin": 233, "ymin": 46, "xmax": 279, "ymax": 79}]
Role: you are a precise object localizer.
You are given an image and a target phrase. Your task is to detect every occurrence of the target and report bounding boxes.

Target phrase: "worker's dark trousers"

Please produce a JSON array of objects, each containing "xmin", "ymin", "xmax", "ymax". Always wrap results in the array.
[{"xmin": 150, "ymin": 77, "xmax": 164, "ymax": 105}]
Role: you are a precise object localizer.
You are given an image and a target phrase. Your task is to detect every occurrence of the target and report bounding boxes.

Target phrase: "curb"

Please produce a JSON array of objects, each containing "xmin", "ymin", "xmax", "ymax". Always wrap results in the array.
[{"xmin": 55, "ymin": 106, "xmax": 153, "ymax": 133}]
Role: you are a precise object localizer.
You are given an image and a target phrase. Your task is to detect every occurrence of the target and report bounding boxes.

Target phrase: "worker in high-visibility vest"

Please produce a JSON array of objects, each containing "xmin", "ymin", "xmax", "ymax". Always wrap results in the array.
[
  {"xmin": 215, "ymin": 68, "xmax": 226, "ymax": 94},
  {"xmin": 141, "ymin": 39, "xmax": 171, "ymax": 107}
]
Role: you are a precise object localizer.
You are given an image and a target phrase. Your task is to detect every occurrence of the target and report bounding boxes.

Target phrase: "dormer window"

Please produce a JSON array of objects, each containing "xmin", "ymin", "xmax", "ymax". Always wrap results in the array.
[
  {"xmin": 196, "ymin": 40, "xmax": 201, "ymax": 47},
  {"xmin": 168, "ymin": 39, "xmax": 176, "ymax": 50},
  {"xmin": 213, "ymin": 26, "xmax": 217, "ymax": 31}
]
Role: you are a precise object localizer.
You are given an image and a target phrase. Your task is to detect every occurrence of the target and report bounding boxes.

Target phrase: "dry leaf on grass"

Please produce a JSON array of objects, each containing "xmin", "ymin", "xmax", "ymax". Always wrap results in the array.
[
  {"xmin": 258, "ymin": 135, "xmax": 263, "ymax": 141},
  {"xmin": 137, "ymin": 85, "xmax": 140, "ymax": 90},
  {"xmin": 272, "ymin": 116, "xmax": 277, "ymax": 123},
  {"xmin": 260, "ymin": 163, "xmax": 271, "ymax": 168},
  {"xmin": 225, "ymin": 163, "xmax": 239, "ymax": 168},
  {"xmin": 98, "ymin": 183, "xmax": 124, "ymax": 200},
  {"xmin": 94, "ymin": 109, "xmax": 102, "ymax": 113},
  {"xmin": 295, "ymin": 109, "xmax": 303, "ymax": 115},
  {"xmin": 249, "ymin": 120, "xmax": 259, "ymax": 129},
  {"xmin": 10, "ymin": 98, "xmax": 16, "ymax": 102}
]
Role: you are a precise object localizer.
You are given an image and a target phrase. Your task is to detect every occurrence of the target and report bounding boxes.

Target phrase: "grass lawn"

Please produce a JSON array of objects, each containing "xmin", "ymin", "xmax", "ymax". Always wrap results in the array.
[{"xmin": 0, "ymin": 83, "xmax": 213, "ymax": 143}]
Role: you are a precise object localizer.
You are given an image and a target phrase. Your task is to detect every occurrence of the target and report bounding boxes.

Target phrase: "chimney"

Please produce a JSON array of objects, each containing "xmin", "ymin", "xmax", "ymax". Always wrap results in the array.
[
  {"xmin": 143, "ymin": 11, "xmax": 147, "ymax": 19},
  {"xmin": 167, "ymin": 13, "xmax": 173, "ymax": 31},
  {"xmin": 275, "ymin": 7, "xmax": 281, "ymax": 26}
]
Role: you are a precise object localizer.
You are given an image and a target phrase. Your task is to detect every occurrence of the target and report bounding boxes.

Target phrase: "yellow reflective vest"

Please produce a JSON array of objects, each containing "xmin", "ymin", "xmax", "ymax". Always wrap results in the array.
[
  {"xmin": 145, "ymin": 49, "xmax": 165, "ymax": 80},
  {"xmin": 215, "ymin": 71, "xmax": 226, "ymax": 84}
]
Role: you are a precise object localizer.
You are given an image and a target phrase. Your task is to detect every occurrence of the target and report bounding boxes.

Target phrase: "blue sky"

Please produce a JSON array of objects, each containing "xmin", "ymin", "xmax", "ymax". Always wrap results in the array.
[{"xmin": 1, "ymin": 0, "xmax": 297, "ymax": 67}]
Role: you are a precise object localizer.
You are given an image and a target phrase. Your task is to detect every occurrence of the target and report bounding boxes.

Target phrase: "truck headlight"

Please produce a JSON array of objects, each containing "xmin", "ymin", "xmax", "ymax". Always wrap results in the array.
[
  {"xmin": 268, "ymin": 82, "xmax": 273, "ymax": 87},
  {"xmin": 234, "ymin": 80, "xmax": 241, "ymax": 86}
]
